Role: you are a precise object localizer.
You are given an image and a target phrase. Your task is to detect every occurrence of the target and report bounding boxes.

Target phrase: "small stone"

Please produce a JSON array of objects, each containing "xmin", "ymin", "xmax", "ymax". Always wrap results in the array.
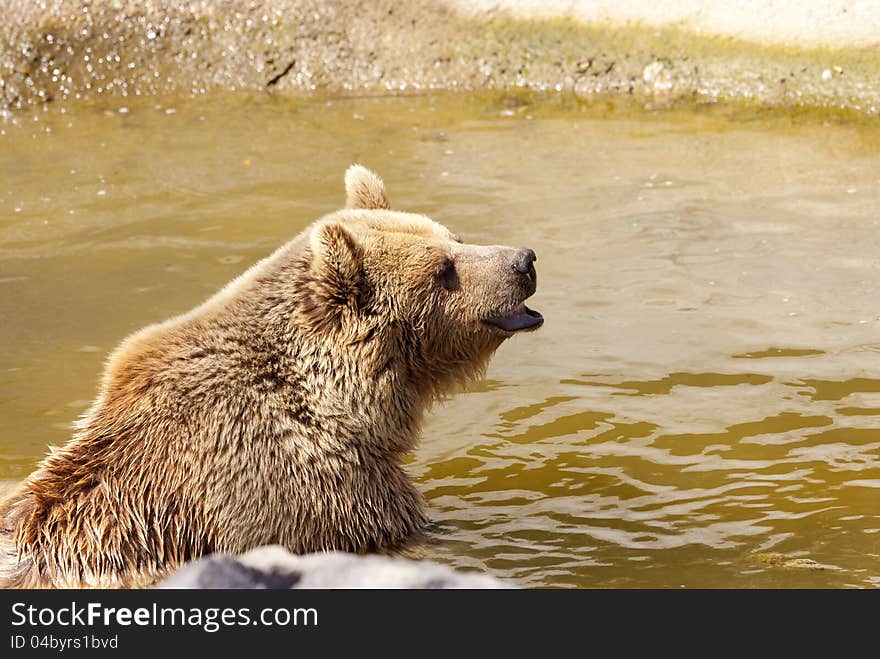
[
  {"xmin": 643, "ymin": 61, "xmax": 664, "ymax": 83},
  {"xmin": 643, "ymin": 61, "xmax": 673, "ymax": 92}
]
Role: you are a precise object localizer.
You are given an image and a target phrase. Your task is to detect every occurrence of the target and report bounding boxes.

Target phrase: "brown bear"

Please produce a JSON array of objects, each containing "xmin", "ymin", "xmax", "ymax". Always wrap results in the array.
[{"xmin": 0, "ymin": 166, "xmax": 542, "ymax": 588}]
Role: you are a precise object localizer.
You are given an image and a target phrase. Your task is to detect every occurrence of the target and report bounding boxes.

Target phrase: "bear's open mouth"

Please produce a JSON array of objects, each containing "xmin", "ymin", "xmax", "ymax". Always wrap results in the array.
[{"xmin": 483, "ymin": 304, "xmax": 544, "ymax": 333}]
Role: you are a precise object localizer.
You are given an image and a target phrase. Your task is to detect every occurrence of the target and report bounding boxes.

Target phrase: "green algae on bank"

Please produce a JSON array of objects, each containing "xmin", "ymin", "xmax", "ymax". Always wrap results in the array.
[{"xmin": 2, "ymin": 0, "xmax": 880, "ymax": 115}]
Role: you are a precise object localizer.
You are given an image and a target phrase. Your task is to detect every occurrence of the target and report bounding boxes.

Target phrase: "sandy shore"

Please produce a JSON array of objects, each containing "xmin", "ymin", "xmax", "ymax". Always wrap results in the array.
[
  {"xmin": 1, "ymin": 0, "xmax": 878, "ymax": 114},
  {"xmin": 453, "ymin": 1, "xmax": 880, "ymax": 49}
]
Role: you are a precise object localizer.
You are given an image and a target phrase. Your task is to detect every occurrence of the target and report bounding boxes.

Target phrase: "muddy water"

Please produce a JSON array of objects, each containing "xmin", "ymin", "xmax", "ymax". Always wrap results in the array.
[{"xmin": 1, "ymin": 94, "xmax": 879, "ymax": 588}]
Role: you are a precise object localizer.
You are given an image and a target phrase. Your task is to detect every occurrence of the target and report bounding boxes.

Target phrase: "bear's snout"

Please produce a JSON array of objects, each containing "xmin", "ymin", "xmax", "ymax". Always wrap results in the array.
[{"xmin": 479, "ymin": 245, "xmax": 542, "ymax": 334}]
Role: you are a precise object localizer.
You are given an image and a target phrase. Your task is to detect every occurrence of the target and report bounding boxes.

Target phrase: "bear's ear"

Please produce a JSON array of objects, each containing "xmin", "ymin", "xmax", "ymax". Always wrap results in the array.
[
  {"xmin": 309, "ymin": 221, "xmax": 367, "ymax": 309},
  {"xmin": 345, "ymin": 164, "xmax": 390, "ymax": 210}
]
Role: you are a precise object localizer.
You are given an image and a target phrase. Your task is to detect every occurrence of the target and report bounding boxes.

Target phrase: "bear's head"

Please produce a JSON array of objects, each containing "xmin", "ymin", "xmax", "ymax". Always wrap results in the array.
[{"xmin": 298, "ymin": 165, "xmax": 542, "ymax": 398}]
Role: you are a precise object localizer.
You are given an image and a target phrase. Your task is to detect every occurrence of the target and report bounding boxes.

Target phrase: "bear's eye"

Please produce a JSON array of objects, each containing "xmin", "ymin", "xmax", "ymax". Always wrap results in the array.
[{"xmin": 437, "ymin": 257, "xmax": 459, "ymax": 291}]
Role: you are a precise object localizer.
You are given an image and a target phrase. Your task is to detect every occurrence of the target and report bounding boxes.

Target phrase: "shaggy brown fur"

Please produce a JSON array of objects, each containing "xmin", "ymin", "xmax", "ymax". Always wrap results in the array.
[{"xmin": 0, "ymin": 166, "xmax": 542, "ymax": 588}]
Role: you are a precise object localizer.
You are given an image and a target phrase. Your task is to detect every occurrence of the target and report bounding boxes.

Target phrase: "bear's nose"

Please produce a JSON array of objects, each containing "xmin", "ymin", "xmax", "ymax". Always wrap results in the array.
[{"xmin": 512, "ymin": 248, "xmax": 537, "ymax": 275}]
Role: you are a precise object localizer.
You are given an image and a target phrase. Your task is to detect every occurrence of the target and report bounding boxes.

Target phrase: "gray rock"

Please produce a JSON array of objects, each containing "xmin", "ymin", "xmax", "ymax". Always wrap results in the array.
[{"xmin": 158, "ymin": 546, "xmax": 509, "ymax": 589}]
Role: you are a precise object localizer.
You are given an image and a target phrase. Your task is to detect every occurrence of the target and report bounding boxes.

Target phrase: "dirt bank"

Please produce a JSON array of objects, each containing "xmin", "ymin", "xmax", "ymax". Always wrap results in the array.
[{"xmin": 1, "ymin": 0, "xmax": 879, "ymax": 114}]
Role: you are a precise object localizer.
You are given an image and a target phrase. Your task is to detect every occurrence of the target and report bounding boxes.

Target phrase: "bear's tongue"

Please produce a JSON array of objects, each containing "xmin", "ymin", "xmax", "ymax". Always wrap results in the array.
[{"xmin": 484, "ymin": 304, "xmax": 544, "ymax": 332}]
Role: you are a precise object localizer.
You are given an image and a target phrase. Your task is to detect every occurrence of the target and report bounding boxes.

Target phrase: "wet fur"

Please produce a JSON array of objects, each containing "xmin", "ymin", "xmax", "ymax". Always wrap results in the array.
[{"xmin": 0, "ymin": 166, "xmax": 523, "ymax": 588}]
